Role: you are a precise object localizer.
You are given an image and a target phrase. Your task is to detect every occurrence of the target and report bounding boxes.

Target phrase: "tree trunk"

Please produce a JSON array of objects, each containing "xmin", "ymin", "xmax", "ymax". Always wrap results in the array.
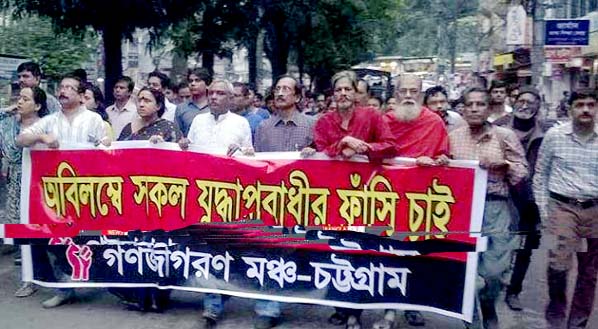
[
  {"xmin": 171, "ymin": 51, "xmax": 188, "ymax": 83},
  {"xmin": 102, "ymin": 24, "xmax": 123, "ymax": 105},
  {"xmin": 202, "ymin": 51, "xmax": 214, "ymax": 77},
  {"xmin": 247, "ymin": 33, "xmax": 258, "ymax": 91}
]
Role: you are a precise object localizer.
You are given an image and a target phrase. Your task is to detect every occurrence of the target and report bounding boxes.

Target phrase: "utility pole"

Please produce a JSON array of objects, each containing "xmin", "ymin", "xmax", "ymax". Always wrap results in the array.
[{"xmin": 531, "ymin": 0, "xmax": 545, "ymax": 88}]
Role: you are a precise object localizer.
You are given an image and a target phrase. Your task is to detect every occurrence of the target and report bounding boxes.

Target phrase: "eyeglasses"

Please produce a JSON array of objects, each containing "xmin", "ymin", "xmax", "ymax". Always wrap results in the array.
[{"xmin": 58, "ymin": 84, "xmax": 77, "ymax": 92}]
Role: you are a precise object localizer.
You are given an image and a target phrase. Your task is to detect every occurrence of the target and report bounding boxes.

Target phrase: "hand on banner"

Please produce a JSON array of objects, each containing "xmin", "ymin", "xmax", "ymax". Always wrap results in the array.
[
  {"xmin": 178, "ymin": 137, "xmax": 190, "ymax": 150},
  {"xmin": 40, "ymin": 134, "xmax": 59, "ymax": 149},
  {"xmin": 300, "ymin": 147, "xmax": 316, "ymax": 158},
  {"xmin": 434, "ymin": 154, "xmax": 450, "ymax": 166},
  {"xmin": 149, "ymin": 135, "xmax": 165, "ymax": 144},
  {"xmin": 341, "ymin": 136, "xmax": 370, "ymax": 153},
  {"xmin": 100, "ymin": 137, "xmax": 112, "ymax": 147},
  {"xmin": 341, "ymin": 147, "xmax": 356, "ymax": 158},
  {"xmin": 241, "ymin": 146, "xmax": 255, "ymax": 156},
  {"xmin": 415, "ymin": 156, "xmax": 436, "ymax": 166},
  {"xmin": 479, "ymin": 158, "xmax": 508, "ymax": 171}
]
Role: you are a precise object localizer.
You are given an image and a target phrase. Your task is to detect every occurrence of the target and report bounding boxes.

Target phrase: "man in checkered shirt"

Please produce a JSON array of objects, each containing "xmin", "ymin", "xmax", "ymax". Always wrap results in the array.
[{"xmin": 533, "ymin": 88, "xmax": 598, "ymax": 329}]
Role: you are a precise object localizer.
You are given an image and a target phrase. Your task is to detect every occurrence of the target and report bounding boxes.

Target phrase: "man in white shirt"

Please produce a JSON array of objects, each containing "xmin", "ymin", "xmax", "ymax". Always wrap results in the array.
[
  {"xmin": 178, "ymin": 79, "xmax": 252, "ymax": 329},
  {"xmin": 180, "ymin": 79, "xmax": 253, "ymax": 155},
  {"xmin": 148, "ymin": 70, "xmax": 177, "ymax": 122},
  {"xmin": 18, "ymin": 75, "xmax": 109, "ymax": 148},
  {"xmin": 106, "ymin": 76, "xmax": 137, "ymax": 138},
  {"xmin": 16, "ymin": 74, "xmax": 109, "ymax": 309}
]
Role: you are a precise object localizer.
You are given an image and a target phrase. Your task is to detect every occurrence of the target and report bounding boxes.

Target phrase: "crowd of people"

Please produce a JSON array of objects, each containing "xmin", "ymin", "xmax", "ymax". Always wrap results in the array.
[{"xmin": 0, "ymin": 61, "xmax": 597, "ymax": 329}]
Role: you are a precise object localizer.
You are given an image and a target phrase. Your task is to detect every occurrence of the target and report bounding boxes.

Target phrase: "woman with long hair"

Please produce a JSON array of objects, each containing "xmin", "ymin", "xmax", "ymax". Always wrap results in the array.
[{"xmin": 0, "ymin": 86, "xmax": 48, "ymax": 297}]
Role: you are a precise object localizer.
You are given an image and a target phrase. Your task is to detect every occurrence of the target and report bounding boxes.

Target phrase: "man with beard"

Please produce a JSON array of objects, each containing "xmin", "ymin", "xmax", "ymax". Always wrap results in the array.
[
  {"xmin": 383, "ymin": 75, "xmax": 449, "ymax": 166},
  {"xmin": 492, "ymin": 86, "xmax": 543, "ymax": 312},
  {"xmin": 310, "ymin": 70, "xmax": 396, "ymax": 164},
  {"xmin": 175, "ymin": 68, "xmax": 212, "ymax": 136},
  {"xmin": 423, "ymin": 85, "xmax": 466, "ymax": 132},
  {"xmin": 311, "ymin": 71, "xmax": 396, "ymax": 329},
  {"xmin": 372, "ymin": 75, "xmax": 448, "ymax": 329},
  {"xmin": 534, "ymin": 89, "xmax": 598, "ymax": 329},
  {"xmin": 487, "ymin": 80, "xmax": 512, "ymax": 123}
]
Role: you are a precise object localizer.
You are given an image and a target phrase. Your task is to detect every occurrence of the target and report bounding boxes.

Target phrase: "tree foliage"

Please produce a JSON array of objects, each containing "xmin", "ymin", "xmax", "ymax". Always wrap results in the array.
[
  {"xmin": 0, "ymin": 0, "xmax": 204, "ymax": 102},
  {"xmin": 0, "ymin": 15, "xmax": 97, "ymax": 80}
]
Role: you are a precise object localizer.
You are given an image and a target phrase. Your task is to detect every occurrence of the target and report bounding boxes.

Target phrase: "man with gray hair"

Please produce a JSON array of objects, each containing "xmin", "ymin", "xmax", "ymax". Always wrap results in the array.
[{"xmin": 311, "ymin": 70, "xmax": 396, "ymax": 163}]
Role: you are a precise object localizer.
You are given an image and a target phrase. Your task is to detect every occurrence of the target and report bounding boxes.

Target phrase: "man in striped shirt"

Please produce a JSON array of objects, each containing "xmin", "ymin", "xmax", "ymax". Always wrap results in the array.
[{"xmin": 533, "ymin": 88, "xmax": 598, "ymax": 329}]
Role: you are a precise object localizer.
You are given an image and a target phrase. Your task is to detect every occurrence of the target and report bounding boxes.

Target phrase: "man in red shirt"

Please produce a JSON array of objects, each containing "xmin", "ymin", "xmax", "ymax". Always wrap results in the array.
[
  {"xmin": 383, "ymin": 74, "xmax": 449, "ymax": 166},
  {"xmin": 310, "ymin": 70, "xmax": 396, "ymax": 162}
]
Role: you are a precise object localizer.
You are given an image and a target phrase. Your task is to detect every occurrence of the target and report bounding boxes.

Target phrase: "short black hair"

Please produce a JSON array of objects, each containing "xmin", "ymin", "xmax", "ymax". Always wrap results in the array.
[
  {"xmin": 423, "ymin": 86, "xmax": 448, "ymax": 106},
  {"xmin": 188, "ymin": 68, "xmax": 212, "ymax": 86},
  {"xmin": 569, "ymin": 88, "xmax": 598, "ymax": 106},
  {"xmin": 463, "ymin": 87, "xmax": 490, "ymax": 104},
  {"xmin": 83, "ymin": 82, "xmax": 108, "ymax": 121},
  {"xmin": 148, "ymin": 71, "xmax": 171, "ymax": 89},
  {"xmin": 139, "ymin": 87, "xmax": 166, "ymax": 117},
  {"xmin": 72, "ymin": 68, "xmax": 88, "ymax": 83},
  {"xmin": 17, "ymin": 62, "xmax": 41, "ymax": 78},
  {"xmin": 116, "ymin": 76, "xmax": 135, "ymax": 92},
  {"xmin": 489, "ymin": 80, "xmax": 507, "ymax": 92},
  {"xmin": 30, "ymin": 86, "xmax": 48, "ymax": 118},
  {"xmin": 177, "ymin": 81, "xmax": 189, "ymax": 90},
  {"xmin": 232, "ymin": 82, "xmax": 250, "ymax": 96}
]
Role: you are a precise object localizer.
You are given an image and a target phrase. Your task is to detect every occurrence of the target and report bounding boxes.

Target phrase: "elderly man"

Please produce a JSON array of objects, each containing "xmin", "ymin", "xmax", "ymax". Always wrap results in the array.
[
  {"xmin": 311, "ymin": 70, "xmax": 396, "ymax": 329},
  {"xmin": 384, "ymin": 75, "xmax": 449, "ymax": 166},
  {"xmin": 534, "ymin": 89, "xmax": 598, "ymax": 329},
  {"xmin": 372, "ymin": 75, "xmax": 450, "ymax": 329},
  {"xmin": 493, "ymin": 86, "xmax": 544, "ymax": 312},
  {"xmin": 311, "ymin": 70, "xmax": 396, "ymax": 164},
  {"xmin": 450, "ymin": 87, "xmax": 528, "ymax": 329},
  {"xmin": 17, "ymin": 74, "xmax": 109, "ymax": 309},
  {"xmin": 179, "ymin": 79, "xmax": 252, "ymax": 329}
]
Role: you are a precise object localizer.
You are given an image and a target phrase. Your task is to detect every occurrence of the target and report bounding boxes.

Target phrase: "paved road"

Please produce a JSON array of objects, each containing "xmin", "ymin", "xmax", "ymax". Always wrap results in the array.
[{"xmin": 1, "ymin": 177, "xmax": 598, "ymax": 329}]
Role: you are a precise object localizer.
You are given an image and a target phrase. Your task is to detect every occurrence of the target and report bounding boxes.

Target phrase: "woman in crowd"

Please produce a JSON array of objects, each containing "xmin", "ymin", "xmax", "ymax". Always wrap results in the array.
[
  {"xmin": 110, "ymin": 88, "xmax": 182, "ymax": 312},
  {"xmin": 118, "ymin": 87, "xmax": 182, "ymax": 143},
  {"xmin": 83, "ymin": 82, "xmax": 113, "ymax": 141},
  {"xmin": 0, "ymin": 86, "xmax": 48, "ymax": 297}
]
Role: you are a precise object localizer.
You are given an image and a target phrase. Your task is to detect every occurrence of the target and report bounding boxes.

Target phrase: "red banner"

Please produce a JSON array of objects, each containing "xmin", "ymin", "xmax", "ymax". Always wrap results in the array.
[{"xmin": 8, "ymin": 143, "xmax": 486, "ymax": 243}]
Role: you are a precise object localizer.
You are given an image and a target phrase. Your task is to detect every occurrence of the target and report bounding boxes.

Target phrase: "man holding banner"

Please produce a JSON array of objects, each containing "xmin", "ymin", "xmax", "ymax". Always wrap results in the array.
[
  {"xmin": 16, "ymin": 74, "xmax": 110, "ymax": 309},
  {"xmin": 312, "ymin": 70, "xmax": 396, "ymax": 164},
  {"xmin": 449, "ymin": 87, "xmax": 528, "ymax": 329},
  {"xmin": 313, "ymin": 70, "xmax": 397, "ymax": 329}
]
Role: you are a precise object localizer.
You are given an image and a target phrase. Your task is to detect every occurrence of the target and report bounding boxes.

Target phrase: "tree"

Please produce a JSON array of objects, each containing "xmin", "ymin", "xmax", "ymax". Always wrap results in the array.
[
  {"xmin": 0, "ymin": 0, "xmax": 204, "ymax": 103},
  {"xmin": 0, "ymin": 14, "xmax": 97, "ymax": 81}
]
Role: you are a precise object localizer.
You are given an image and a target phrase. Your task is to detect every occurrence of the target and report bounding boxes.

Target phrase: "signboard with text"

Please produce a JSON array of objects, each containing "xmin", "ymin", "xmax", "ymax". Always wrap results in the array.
[{"xmin": 545, "ymin": 19, "xmax": 590, "ymax": 46}]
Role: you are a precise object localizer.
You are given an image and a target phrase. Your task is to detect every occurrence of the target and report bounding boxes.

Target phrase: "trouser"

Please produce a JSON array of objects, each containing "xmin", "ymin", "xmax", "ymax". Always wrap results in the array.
[
  {"xmin": 507, "ymin": 232, "xmax": 541, "ymax": 296},
  {"xmin": 544, "ymin": 198, "xmax": 598, "ymax": 329},
  {"xmin": 203, "ymin": 294, "xmax": 230, "ymax": 317},
  {"xmin": 255, "ymin": 300, "xmax": 281, "ymax": 318}
]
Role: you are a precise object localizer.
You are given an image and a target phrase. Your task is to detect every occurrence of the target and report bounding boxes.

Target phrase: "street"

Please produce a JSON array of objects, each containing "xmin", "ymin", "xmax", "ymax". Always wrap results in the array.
[{"xmin": 1, "ymin": 176, "xmax": 598, "ymax": 329}]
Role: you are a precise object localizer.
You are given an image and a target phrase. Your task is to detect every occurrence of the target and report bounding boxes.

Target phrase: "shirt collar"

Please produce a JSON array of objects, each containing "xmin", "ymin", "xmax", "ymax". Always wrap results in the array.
[
  {"xmin": 211, "ymin": 110, "xmax": 230, "ymax": 122},
  {"xmin": 274, "ymin": 110, "xmax": 304, "ymax": 127},
  {"xmin": 563, "ymin": 121, "xmax": 598, "ymax": 136}
]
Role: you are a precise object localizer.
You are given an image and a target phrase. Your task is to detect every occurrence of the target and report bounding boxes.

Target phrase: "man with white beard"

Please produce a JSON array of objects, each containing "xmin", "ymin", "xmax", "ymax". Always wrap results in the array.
[{"xmin": 383, "ymin": 74, "xmax": 450, "ymax": 167}]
